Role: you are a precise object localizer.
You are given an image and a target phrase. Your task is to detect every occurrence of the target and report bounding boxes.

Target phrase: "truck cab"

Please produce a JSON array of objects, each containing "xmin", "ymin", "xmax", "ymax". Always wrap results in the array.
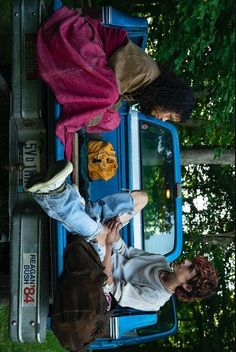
[{"xmin": 9, "ymin": 0, "xmax": 183, "ymax": 349}]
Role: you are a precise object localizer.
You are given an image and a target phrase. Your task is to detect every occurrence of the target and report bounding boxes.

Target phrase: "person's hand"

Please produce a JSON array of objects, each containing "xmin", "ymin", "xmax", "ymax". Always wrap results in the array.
[
  {"xmin": 96, "ymin": 224, "xmax": 109, "ymax": 247},
  {"xmin": 106, "ymin": 218, "xmax": 121, "ymax": 246}
]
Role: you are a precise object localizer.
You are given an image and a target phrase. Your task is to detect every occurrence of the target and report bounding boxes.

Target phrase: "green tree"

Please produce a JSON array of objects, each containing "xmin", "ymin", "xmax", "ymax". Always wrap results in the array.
[{"xmin": 139, "ymin": 0, "xmax": 235, "ymax": 152}]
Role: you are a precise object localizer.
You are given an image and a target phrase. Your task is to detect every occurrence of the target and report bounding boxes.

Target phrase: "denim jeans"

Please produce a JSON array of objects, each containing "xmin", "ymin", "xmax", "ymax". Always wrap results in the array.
[{"xmin": 32, "ymin": 183, "xmax": 134, "ymax": 241}]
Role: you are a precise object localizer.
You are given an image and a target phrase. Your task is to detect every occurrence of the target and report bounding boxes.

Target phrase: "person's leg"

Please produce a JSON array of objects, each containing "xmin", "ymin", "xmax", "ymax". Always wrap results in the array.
[
  {"xmin": 32, "ymin": 183, "xmax": 106, "ymax": 261},
  {"xmin": 119, "ymin": 190, "xmax": 148, "ymax": 225},
  {"xmin": 25, "ymin": 161, "xmax": 103, "ymax": 239},
  {"xmin": 32, "ymin": 183, "xmax": 103, "ymax": 238},
  {"xmin": 87, "ymin": 190, "xmax": 148, "ymax": 226}
]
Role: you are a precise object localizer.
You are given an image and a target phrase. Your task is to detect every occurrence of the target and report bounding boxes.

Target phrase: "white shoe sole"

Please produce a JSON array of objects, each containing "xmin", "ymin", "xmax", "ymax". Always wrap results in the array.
[{"xmin": 26, "ymin": 161, "xmax": 73, "ymax": 193}]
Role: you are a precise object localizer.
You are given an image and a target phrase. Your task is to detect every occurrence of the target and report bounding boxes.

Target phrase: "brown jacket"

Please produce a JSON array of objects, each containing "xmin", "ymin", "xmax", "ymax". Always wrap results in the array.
[
  {"xmin": 51, "ymin": 236, "xmax": 112, "ymax": 351},
  {"xmin": 108, "ymin": 39, "xmax": 161, "ymax": 100}
]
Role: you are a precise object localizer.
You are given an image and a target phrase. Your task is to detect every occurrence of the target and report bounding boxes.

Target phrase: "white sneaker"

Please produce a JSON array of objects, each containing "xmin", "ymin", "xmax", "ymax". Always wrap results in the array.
[{"xmin": 25, "ymin": 160, "xmax": 73, "ymax": 194}]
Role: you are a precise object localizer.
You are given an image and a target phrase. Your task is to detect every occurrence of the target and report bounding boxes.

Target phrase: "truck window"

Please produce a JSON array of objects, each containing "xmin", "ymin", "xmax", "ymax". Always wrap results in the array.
[{"xmin": 140, "ymin": 121, "xmax": 176, "ymax": 255}]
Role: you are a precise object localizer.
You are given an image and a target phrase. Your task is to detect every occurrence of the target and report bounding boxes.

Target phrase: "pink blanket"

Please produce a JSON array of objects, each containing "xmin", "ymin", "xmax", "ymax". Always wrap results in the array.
[{"xmin": 37, "ymin": 6, "xmax": 127, "ymax": 159}]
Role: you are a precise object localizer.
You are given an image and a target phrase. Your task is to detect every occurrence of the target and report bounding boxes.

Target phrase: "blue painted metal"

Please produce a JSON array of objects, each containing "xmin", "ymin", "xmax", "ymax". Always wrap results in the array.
[
  {"xmin": 113, "ymin": 314, "xmax": 157, "ymax": 338},
  {"xmin": 51, "ymin": 0, "xmax": 62, "ymax": 11},
  {"xmin": 102, "ymin": 7, "xmax": 148, "ymax": 28},
  {"xmin": 51, "ymin": 0, "xmax": 68, "ymax": 277},
  {"xmin": 102, "ymin": 7, "xmax": 148, "ymax": 49},
  {"xmin": 53, "ymin": 95, "xmax": 67, "ymax": 277},
  {"xmin": 90, "ymin": 296, "xmax": 178, "ymax": 349}
]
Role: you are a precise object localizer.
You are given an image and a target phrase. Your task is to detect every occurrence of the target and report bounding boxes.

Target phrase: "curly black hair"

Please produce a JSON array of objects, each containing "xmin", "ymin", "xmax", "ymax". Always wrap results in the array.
[{"xmin": 133, "ymin": 65, "xmax": 195, "ymax": 122}]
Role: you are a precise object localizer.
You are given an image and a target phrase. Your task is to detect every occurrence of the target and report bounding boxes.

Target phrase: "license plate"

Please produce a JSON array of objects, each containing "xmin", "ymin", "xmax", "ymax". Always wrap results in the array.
[{"xmin": 18, "ymin": 140, "xmax": 41, "ymax": 187}]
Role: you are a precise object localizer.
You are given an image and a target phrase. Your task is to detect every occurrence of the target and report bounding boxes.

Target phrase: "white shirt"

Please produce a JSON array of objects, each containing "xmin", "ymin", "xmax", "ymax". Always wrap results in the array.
[{"xmin": 109, "ymin": 238, "xmax": 173, "ymax": 311}]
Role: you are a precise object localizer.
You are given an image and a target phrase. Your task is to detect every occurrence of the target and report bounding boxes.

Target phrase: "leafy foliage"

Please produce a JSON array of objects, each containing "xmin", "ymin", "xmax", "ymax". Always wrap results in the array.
[
  {"xmin": 138, "ymin": 0, "xmax": 235, "ymax": 151},
  {"xmin": 182, "ymin": 164, "xmax": 235, "ymax": 234},
  {"xmin": 175, "ymin": 164, "xmax": 235, "ymax": 351}
]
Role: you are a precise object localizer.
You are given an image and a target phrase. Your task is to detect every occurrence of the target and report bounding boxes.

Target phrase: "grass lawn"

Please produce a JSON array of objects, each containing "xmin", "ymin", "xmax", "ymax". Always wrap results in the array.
[{"xmin": 0, "ymin": 305, "xmax": 66, "ymax": 352}]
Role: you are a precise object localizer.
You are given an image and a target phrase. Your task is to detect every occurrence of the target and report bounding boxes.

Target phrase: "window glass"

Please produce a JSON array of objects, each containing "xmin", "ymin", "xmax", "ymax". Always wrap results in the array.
[{"xmin": 140, "ymin": 121, "xmax": 176, "ymax": 255}]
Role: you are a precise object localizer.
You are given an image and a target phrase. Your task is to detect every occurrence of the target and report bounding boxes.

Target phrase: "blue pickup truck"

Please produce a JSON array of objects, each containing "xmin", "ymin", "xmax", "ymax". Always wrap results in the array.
[{"xmin": 9, "ymin": 0, "xmax": 183, "ymax": 349}]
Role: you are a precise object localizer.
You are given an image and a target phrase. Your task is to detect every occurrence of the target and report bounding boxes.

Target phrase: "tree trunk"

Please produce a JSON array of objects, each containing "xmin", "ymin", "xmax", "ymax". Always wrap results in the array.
[
  {"xmin": 203, "ymin": 231, "xmax": 235, "ymax": 240},
  {"xmin": 203, "ymin": 232, "xmax": 235, "ymax": 248},
  {"xmin": 174, "ymin": 119, "xmax": 205, "ymax": 128},
  {"xmin": 142, "ymin": 148, "xmax": 235, "ymax": 166},
  {"xmin": 181, "ymin": 149, "xmax": 235, "ymax": 165}
]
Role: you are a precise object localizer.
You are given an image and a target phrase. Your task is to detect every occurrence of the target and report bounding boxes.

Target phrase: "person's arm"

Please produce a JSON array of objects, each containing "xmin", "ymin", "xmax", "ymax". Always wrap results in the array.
[
  {"xmin": 115, "ymin": 281, "xmax": 168, "ymax": 311},
  {"xmin": 86, "ymin": 108, "xmax": 121, "ymax": 133},
  {"xmin": 112, "ymin": 236, "xmax": 127, "ymax": 255},
  {"xmin": 102, "ymin": 243, "xmax": 113, "ymax": 286},
  {"xmin": 102, "ymin": 220, "xmax": 121, "ymax": 286}
]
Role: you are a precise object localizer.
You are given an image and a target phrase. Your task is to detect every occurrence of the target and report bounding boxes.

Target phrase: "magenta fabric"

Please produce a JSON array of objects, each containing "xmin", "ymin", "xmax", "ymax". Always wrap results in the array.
[{"xmin": 37, "ymin": 6, "xmax": 128, "ymax": 159}]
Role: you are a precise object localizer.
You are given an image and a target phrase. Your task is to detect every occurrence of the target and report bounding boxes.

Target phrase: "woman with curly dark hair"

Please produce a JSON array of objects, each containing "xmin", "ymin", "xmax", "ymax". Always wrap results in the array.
[
  {"xmin": 134, "ymin": 66, "xmax": 195, "ymax": 123},
  {"xmin": 37, "ymin": 6, "xmax": 194, "ymax": 159}
]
